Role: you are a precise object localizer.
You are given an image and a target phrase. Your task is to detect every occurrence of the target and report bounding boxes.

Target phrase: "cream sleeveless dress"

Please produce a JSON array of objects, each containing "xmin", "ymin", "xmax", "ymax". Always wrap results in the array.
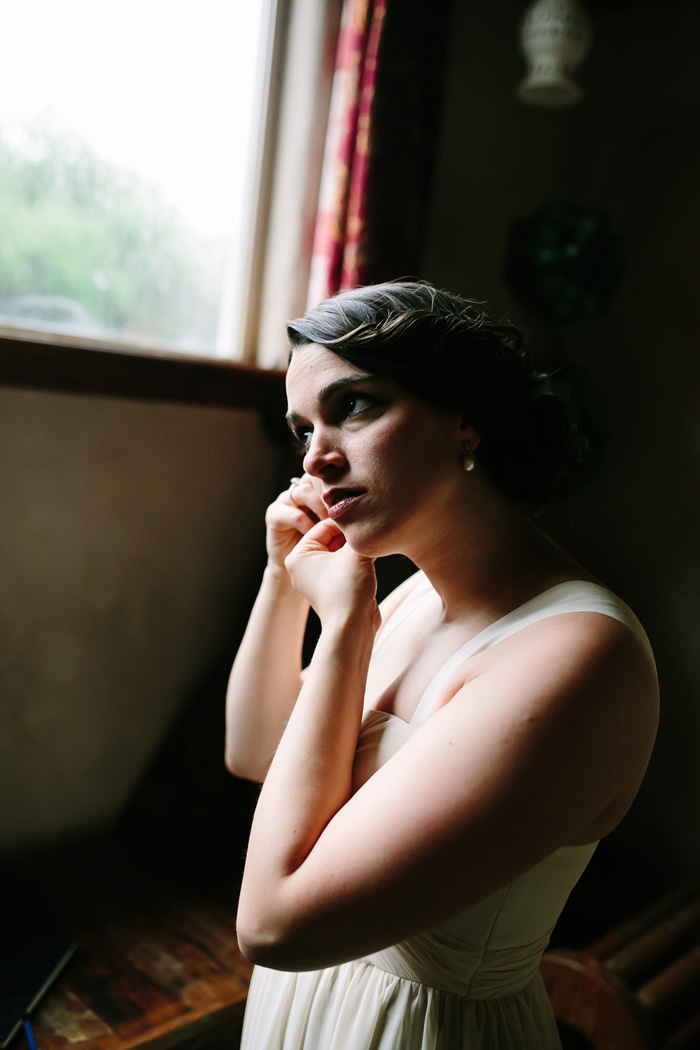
[{"xmin": 240, "ymin": 580, "xmax": 653, "ymax": 1050}]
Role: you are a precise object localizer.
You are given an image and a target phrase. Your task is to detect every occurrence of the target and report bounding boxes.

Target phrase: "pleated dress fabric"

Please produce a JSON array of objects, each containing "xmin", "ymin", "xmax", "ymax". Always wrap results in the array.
[{"xmin": 240, "ymin": 581, "xmax": 653, "ymax": 1050}]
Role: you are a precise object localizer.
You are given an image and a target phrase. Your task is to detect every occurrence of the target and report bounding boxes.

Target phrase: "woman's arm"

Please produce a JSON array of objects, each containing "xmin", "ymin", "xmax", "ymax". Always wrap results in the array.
[
  {"xmin": 236, "ymin": 516, "xmax": 380, "ymax": 941},
  {"xmin": 239, "ymin": 600, "xmax": 377, "ymax": 883},
  {"xmin": 225, "ymin": 566, "xmax": 309, "ymax": 782},
  {"xmin": 226, "ymin": 481, "xmax": 426, "ymax": 783},
  {"xmin": 236, "ymin": 582, "xmax": 658, "ymax": 970},
  {"xmin": 225, "ymin": 475, "xmax": 326, "ymax": 783}
]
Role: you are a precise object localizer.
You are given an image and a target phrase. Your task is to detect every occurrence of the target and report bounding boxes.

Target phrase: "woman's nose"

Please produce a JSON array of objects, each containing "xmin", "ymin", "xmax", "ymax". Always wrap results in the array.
[{"xmin": 302, "ymin": 428, "xmax": 346, "ymax": 477}]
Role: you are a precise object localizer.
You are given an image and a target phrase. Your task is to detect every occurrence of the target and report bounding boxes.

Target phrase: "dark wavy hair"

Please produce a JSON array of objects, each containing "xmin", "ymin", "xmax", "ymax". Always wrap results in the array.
[{"xmin": 287, "ymin": 280, "xmax": 590, "ymax": 509}]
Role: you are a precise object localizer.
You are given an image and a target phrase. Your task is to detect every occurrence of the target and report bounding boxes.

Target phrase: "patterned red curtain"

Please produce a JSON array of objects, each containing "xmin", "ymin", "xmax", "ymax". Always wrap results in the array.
[{"xmin": 307, "ymin": 0, "xmax": 453, "ymax": 306}]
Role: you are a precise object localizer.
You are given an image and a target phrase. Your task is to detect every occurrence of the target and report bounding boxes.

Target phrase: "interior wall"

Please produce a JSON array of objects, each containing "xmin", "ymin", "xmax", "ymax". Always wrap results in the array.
[
  {"xmin": 424, "ymin": 0, "xmax": 700, "ymax": 883},
  {"xmin": 0, "ymin": 386, "xmax": 284, "ymax": 857}
]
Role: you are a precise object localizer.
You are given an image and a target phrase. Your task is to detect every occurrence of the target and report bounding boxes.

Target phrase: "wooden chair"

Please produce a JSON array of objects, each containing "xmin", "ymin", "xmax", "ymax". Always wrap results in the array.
[{"xmin": 541, "ymin": 880, "xmax": 700, "ymax": 1050}]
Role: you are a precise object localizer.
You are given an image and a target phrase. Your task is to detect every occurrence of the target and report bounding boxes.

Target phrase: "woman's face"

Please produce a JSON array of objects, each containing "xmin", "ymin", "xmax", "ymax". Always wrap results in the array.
[{"xmin": 285, "ymin": 343, "xmax": 467, "ymax": 558}]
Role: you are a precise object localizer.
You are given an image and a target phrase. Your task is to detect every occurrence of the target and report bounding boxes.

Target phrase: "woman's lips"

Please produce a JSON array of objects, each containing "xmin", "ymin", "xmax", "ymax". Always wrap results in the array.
[{"xmin": 327, "ymin": 491, "xmax": 365, "ymax": 521}]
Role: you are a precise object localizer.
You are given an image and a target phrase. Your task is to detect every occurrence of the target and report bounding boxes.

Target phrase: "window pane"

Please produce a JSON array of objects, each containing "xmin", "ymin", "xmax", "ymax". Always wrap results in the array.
[{"xmin": 0, "ymin": 0, "xmax": 270, "ymax": 356}]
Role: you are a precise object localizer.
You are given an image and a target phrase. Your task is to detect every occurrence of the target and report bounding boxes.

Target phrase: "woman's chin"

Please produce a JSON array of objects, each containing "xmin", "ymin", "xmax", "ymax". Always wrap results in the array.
[{"xmin": 342, "ymin": 525, "xmax": 398, "ymax": 560}]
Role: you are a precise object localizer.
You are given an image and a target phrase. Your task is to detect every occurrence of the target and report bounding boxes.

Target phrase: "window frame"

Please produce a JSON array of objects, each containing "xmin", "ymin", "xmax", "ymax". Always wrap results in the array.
[
  {"xmin": 0, "ymin": 0, "xmax": 292, "ymax": 414},
  {"xmin": 0, "ymin": 326, "xmax": 287, "ymax": 436}
]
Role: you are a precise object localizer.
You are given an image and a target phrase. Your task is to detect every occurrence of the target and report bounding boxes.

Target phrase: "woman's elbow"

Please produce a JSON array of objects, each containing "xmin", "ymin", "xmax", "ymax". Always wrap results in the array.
[
  {"xmin": 224, "ymin": 743, "xmax": 265, "ymax": 783},
  {"xmin": 236, "ymin": 893, "xmax": 327, "ymax": 971},
  {"xmin": 236, "ymin": 912, "xmax": 297, "ymax": 969},
  {"xmin": 237, "ymin": 931, "xmax": 284, "ymax": 969},
  {"xmin": 236, "ymin": 924, "xmax": 270, "ymax": 967},
  {"xmin": 224, "ymin": 745, "xmax": 246, "ymax": 778}
]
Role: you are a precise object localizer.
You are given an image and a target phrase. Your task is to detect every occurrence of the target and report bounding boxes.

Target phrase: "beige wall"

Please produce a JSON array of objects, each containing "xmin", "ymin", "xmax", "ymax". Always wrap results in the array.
[
  {"xmin": 0, "ymin": 386, "xmax": 284, "ymax": 855},
  {"xmin": 424, "ymin": 0, "xmax": 700, "ymax": 878}
]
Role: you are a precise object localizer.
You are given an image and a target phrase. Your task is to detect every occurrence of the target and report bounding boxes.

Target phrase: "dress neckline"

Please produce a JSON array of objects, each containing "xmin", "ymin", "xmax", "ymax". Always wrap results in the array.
[{"xmin": 367, "ymin": 579, "xmax": 649, "ymax": 730}]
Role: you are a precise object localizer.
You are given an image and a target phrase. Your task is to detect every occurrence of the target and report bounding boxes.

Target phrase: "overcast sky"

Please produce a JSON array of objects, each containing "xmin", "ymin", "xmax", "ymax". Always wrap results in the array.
[{"xmin": 1, "ymin": 0, "xmax": 267, "ymax": 237}]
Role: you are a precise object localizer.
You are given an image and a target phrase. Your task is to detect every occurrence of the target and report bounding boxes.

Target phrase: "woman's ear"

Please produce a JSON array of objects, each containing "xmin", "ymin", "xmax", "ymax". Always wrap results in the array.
[{"xmin": 458, "ymin": 419, "xmax": 481, "ymax": 452}]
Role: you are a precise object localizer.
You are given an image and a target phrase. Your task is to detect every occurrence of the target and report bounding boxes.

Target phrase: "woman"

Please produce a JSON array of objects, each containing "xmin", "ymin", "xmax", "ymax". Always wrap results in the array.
[{"xmin": 226, "ymin": 281, "xmax": 658, "ymax": 1049}]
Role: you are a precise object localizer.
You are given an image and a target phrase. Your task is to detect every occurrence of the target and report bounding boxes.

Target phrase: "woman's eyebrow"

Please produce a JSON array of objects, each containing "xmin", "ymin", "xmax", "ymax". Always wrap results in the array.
[
  {"xmin": 286, "ymin": 373, "xmax": 375, "ymax": 426},
  {"xmin": 317, "ymin": 373, "xmax": 375, "ymax": 404}
]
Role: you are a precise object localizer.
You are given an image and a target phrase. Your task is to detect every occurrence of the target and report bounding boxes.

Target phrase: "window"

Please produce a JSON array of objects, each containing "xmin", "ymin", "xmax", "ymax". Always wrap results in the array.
[{"xmin": 0, "ymin": 0, "xmax": 274, "ymax": 359}]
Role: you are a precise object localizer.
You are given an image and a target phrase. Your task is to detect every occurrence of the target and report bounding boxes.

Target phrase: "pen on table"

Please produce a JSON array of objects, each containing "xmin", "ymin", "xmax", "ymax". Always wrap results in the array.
[{"xmin": 23, "ymin": 1019, "xmax": 38, "ymax": 1050}]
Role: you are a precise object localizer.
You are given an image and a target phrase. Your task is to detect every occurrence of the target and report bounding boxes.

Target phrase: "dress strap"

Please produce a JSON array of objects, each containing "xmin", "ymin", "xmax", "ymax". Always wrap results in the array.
[{"xmin": 410, "ymin": 581, "xmax": 653, "ymax": 728}]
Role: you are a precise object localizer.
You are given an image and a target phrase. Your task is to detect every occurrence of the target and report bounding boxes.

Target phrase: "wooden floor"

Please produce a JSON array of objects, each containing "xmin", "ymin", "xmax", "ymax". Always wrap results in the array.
[{"xmin": 4, "ymin": 834, "xmax": 252, "ymax": 1050}]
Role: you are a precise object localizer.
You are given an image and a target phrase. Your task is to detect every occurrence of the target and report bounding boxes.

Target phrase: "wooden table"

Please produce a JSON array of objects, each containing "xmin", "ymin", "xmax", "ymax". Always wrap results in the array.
[{"xmin": 7, "ymin": 836, "xmax": 252, "ymax": 1050}]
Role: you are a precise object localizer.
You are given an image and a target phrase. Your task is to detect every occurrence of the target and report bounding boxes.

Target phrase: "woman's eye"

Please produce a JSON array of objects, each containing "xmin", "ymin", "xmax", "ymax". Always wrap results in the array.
[
  {"xmin": 290, "ymin": 427, "xmax": 312, "ymax": 450},
  {"xmin": 343, "ymin": 393, "xmax": 373, "ymax": 417}
]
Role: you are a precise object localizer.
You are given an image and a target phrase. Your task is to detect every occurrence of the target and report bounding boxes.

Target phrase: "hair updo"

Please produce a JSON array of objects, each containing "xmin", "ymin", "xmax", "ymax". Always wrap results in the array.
[{"xmin": 287, "ymin": 280, "xmax": 590, "ymax": 510}]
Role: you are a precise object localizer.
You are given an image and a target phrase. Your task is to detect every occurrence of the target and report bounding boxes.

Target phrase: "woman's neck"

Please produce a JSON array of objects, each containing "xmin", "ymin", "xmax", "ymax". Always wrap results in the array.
[{"xmin": 404, "ymin": 484, "xmax": 575, "ymax": 624}]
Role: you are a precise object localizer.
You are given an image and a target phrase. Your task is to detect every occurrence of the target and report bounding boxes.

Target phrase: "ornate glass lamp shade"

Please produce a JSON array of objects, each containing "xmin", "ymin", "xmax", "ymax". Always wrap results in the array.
[{"xmin": 517, "ymin": 0, "xmax": 593, "ymax": 107}]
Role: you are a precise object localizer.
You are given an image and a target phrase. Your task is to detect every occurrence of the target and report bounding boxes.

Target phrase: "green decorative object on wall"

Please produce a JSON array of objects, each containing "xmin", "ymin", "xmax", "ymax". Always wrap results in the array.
[{"xmin": 504, "ymin": 201, "xmax": 626, "ymax": 326}]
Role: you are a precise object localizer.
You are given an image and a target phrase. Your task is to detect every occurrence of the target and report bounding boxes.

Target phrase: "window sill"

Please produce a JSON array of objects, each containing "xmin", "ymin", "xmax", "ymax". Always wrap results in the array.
[{"xmin": 0, "ymin": 325, "xmax": 288, "ymax": 437}]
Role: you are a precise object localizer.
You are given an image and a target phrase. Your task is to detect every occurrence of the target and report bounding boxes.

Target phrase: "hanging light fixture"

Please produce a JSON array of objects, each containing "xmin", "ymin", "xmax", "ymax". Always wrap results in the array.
[{"xmin": 516, "ymin": 0, "xmax": 593, "ymax": 108}]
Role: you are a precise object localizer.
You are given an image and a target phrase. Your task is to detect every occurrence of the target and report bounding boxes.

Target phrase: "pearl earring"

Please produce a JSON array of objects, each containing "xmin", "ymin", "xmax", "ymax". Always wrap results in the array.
[{"xmin": 463, "ymin": 441, "xmax": 475, "ymax": 472}]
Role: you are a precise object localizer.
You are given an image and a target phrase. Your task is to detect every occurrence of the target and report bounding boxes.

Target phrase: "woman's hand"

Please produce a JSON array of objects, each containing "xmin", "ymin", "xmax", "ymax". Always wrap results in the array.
[
  {"xmin": 285, "ymin": 518, "xmax": 380, "ymax": 629},
  {"xmin": 265, "ymin": 474, "xmax": 328, "ymax": 578}
]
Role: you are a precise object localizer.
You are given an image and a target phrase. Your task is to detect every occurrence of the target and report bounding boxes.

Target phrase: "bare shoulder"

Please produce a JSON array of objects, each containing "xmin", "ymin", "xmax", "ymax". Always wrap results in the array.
[
  {"xmin": 473, "ymin": 607, "xmax": 658, "ymax": 731},
  {"xmin": 449, "ymin": 608, "xmax": 659, "ymax": 840},
  {"xmin": 473, "ymin": 597, "xmax": 654, "ymax": 686}
]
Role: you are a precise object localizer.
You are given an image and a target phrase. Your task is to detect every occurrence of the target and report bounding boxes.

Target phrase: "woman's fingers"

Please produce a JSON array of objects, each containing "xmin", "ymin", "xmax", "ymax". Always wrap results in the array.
[
  {"xmin": 287, "ymin": 475, "xmax": 327, "ymax": 522},
  {"xmin": 264, "ymin": 475, "xmax": 331, "ymax": 574},
  {"xmin": 268, "ymin": 502, "xmax": 318, "ymax": 535},
  {"xmin": 294, "ymin": 517, "xmax": 346, "ymax": 552},
  {"xmin": 265, "ymin": 478, "xmax": 330, "ymax": 571},
  {"xmin": 284, "ymin": 518, "xmax": 378, "ymax": 624}
]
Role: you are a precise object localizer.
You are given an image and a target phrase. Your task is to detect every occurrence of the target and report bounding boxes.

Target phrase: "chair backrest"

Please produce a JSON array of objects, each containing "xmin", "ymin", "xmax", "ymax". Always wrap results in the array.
[{"xmin": 541, "ymin": 880, "xmax": 700, "ymax": 1050}]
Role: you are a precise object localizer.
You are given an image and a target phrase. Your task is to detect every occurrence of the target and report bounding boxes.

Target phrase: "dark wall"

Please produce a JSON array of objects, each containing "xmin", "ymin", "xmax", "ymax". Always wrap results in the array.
[{"xmin": 424, "ymin": 0, "xmax": 700, "ymax": 902}]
